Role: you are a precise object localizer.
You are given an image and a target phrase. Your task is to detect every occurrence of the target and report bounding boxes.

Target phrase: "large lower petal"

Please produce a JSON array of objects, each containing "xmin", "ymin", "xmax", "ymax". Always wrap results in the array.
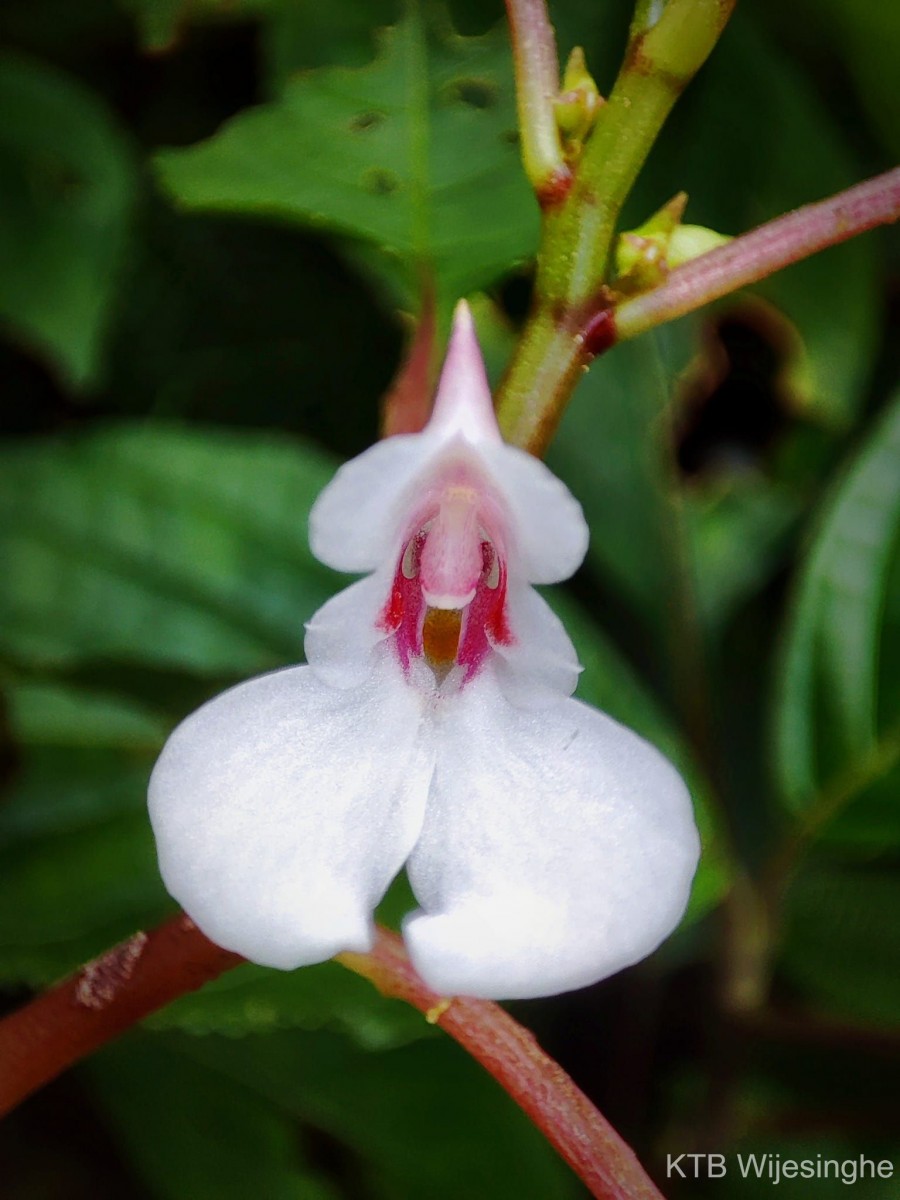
[
  {"xmin": 404, "ymin": 670, "xmax": 699, "ymax": 999},
  {"xmin": 149, "ymin": 655, "xmax": 432, "ymax": 969}
]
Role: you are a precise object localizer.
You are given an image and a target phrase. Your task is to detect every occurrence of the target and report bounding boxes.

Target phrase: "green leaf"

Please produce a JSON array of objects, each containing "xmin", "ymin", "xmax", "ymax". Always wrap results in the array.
[
  {"xmin": 160, "ymin": 1029, "xmax": 582, "ymax": 1200},
  {"xmin": 782, "ymin": 861, "xmax": 900, "ymax": 1025},
  {"xmin": 774, "ymin": 391, "xmax": 900, "ymax": 845},
  {"xmin": 117, "ymin": 0, "xmax": 187, "ymax": 51},
  {"xmin": 89, "ymin": 1038, "xmax": 339, "ymax": 1200},
  {"xmin": 0, "ymin": 424, "xmax": 340, "ymax": 676},
  {"xmin": 148, "ymin": 958, "xmax": 432, "ymax": 1049},
  {"xmin": 154, "ymin": 8, "xmax": 538, "ymax": 315},
  {"xmin": 0, "ymin": 55, "xmax": 136, "ymax": 386},
  {"xmin": 547, "ymin": 325, "xmax": 696, "ymax": 637}
]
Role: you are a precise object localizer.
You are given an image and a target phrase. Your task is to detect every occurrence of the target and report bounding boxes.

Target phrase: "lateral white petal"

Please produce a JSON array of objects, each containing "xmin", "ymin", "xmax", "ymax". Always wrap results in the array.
[
  {"xmin": 309, "ymin": 435, "xmax": 433, "ymax": 573},
  {"xmin": 304, "ymin": 568, "xmax": 392, "ymax": 689},
  {"xmin": 478, "ymin": 442, "xmax": 589, "ymax": 584},
  {"xmin": 404, "ymin": 670, "xmax": 699, "ymax": 999},
  {"xmin": 149, "ymin": 656, "xmax": 432, "ymax": 969},
  {"xmin": 490, "ymin": 580, "xmax": 582, "ymax": 706}
]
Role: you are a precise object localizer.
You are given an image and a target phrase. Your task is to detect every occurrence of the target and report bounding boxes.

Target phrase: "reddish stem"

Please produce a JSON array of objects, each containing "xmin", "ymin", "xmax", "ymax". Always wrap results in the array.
[
  {"xmin": 0, "ymin": 918, "xmax": 663, "ymax": 1200},
  {"xmin": 0, "ymin": 916, "xmax": 240, "ymax": 1116},
  {"xmin": 615, "ymin": 168, "xmax": 900, "ymax": 340},
  {"xmin": 340, "ymin": 929, "xmax": 664, "ymax": 1200}
]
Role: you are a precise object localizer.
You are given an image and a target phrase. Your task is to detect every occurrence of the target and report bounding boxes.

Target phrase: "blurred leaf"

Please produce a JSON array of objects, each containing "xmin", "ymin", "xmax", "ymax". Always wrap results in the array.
[
  {"xmin": 148, "ymin": 958, "xmax": 431, "ymax": 1049},
  {"xmin": 118, "ymin": 0, "xmax": 187, "ymax": 52},
  {"xmin": 637, "ymin": 9, "xmax": 879, "ymax": 426},
  {"xmin": 683, "ymin": 479, "xmax": 802, "ymax": 634},
  {"xmin": 164, "ymin": 1028, "xmax": 583, "ymax": 1199},
  {"xmin": 90, "ymin": 1038, "xmax": 339, "ymax": 1200},
  {"xmin": 782, "ymin": 862, "xmax": 900, "ymax": 1025},
  {"xmin": 549, "ymin": 323, "xmax": 797, "ymax": 647},
  {"xmin": 547, "ymin": 325, "xmax": 696, "ymax": 640},
  {"xmin": 0, "ymin": 424, "xmax": 340, "ymax": 675},
  {"xmin": 814, "ymin": 0, "xmax": 900, "ymax": 160},
  {"xmin": 774, "ymin": 391, "xmax": 900, "ymax": 845},
  {"xmin": 0, "ymin": 682, "xmax": 170, "ymax": 983},
  {"xmin": 0, "ymin": 55, "xmax": 135, "ymax": 386},
  {"xmin": 550, "ymin": 590, "xmax": 731, "ymax": 923},
  {"xmin": 155, "ymin": 7, "xmax": 538, "ymax": 316}
]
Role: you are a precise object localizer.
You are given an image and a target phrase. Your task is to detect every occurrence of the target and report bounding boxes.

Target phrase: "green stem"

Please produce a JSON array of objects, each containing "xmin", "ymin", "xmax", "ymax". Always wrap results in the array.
[{"xmin": 498, "ymin": 0, "xmax": 735, "ymax": 453}]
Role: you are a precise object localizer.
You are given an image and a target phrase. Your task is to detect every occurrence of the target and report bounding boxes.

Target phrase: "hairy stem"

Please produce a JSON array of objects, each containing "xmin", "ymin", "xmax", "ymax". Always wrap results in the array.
[
  {"xmin": 0, "ymin": 919, "xmax": 663, "ymax": 1200},
  {"xmin": 340, "ymin": 928, "xmax": 665, "ymax": 1200},
  {"xmin": 615, "ymin": 167, "xmax": 900, "ymax": 340}
]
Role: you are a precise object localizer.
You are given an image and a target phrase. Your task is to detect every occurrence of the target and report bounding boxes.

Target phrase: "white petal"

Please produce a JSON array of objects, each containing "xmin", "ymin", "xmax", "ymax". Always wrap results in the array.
[
  {"xmin": 304, "ymin": 569, "xmax": 393, "ymax": 688},
  {"xmin": 479, "ymin": 442, "xmax": 589, "ymax": 584},
  {"xmin": 490, "ymin": 580, "xmax": 582, "ymax": 707},
  {"xmin": 404, "ymin": 670, "xmax": 699, "ymax": 999},
  {"xmin": 149, "ymin": 656, "xmax": 432, "ymax": 969},
  {"xmin": 309, "ymin": 434, "xmax": 433, "ymax": 573}
]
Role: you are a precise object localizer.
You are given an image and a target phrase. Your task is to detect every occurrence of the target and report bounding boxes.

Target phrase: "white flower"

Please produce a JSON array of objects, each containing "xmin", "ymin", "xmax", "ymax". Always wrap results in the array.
[{"xmin": 148, "ymin": 302, "xmax": 700, "ymax": 1000}]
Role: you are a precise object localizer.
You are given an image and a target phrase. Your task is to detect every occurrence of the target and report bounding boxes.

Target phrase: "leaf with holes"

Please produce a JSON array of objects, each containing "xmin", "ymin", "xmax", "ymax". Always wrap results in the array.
[
  {"xmin": 154, "ymin": 7, "xmax": 538, "ymax": 316},
  {"xmin": 775, "ymin": 390, "xmax": 900, "ymax": 847}
]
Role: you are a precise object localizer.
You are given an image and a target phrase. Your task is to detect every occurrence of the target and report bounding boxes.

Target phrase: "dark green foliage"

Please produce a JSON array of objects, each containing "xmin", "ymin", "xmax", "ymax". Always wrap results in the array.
[{"xmin": 1, "ymin": 0, "xmax": 898, "ymax": 1196}]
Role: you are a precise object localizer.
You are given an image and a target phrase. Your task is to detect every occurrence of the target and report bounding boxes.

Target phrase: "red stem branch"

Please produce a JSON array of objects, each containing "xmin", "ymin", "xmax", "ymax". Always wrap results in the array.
[
  {"xmin": 0, "ymin": 917, "xmax": 241, "ymax": 1116},
  {"xmin": 0, "ymin": 918, "xmax": 663, "ymax": 1200},
  {"xmin": 614, "ymin": 168, "xmax": 900, "ymax": 340},
  {"xmin": 340, "ymin": 928, "xmax": 665, "ymax": 1200}
]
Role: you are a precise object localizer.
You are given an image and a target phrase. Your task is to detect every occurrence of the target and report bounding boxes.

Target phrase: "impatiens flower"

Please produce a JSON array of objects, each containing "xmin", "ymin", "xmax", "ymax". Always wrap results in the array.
[{"xmin": 149, "ymin": 302, "xmax": 700, "ymax": 1001}]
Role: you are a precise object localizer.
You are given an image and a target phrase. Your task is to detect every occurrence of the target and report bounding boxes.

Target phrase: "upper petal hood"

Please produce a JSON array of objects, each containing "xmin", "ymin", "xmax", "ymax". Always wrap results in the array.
[
  {"xmin": 149, "ymin": 654, "xmax": 433, "ymax": 969},
  {"xmin": 309, "ymin": 301, "xmax": 588, "ymax": 588},
  {"xmin": 404, "ymin": 668, "xmax": 700, "ymax": 999}
]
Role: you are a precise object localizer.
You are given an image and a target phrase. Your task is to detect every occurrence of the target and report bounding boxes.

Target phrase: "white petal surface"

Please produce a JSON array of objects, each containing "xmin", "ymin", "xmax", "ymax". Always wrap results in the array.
[
  {"xmin": 304, "ymin": 569, "xmax": 393, "ymax": 688},
  {"xmin": 149, "ymin": 656, "xmax": 432, "ymax": 969},
  {"xmin": 309, "ymin": 434, "xmax": 433, "ymax": 573},
  {"xmin": 404, "ymin": 670, "xmax": 699, "ymax": 999},
  {"xmin": 479, "ymin": 442, "xmax": 589, "ymax": 584},
  {"xmin": 490, "ymin": 580, "xmax": 582, "ymax": 707}
]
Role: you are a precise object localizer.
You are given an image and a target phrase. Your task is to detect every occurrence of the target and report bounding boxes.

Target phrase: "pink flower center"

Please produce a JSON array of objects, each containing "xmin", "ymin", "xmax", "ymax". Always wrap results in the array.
[{"xmin": 378, "ymin": 483, "xmax": 513, "ymax": 683}]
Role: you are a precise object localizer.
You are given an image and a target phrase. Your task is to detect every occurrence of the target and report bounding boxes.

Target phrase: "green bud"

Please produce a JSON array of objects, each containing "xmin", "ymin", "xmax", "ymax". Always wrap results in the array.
[
  {"xmin": 615, "ymin": 194, "xmax": 729, "ymax": 290},
  {"xmin": 668, "ymin": 224, "xmax": 732, "ymax": 267},
  {"xmin": 555, "ymin": 47, "xmax": 603, "ymax": 145}
]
